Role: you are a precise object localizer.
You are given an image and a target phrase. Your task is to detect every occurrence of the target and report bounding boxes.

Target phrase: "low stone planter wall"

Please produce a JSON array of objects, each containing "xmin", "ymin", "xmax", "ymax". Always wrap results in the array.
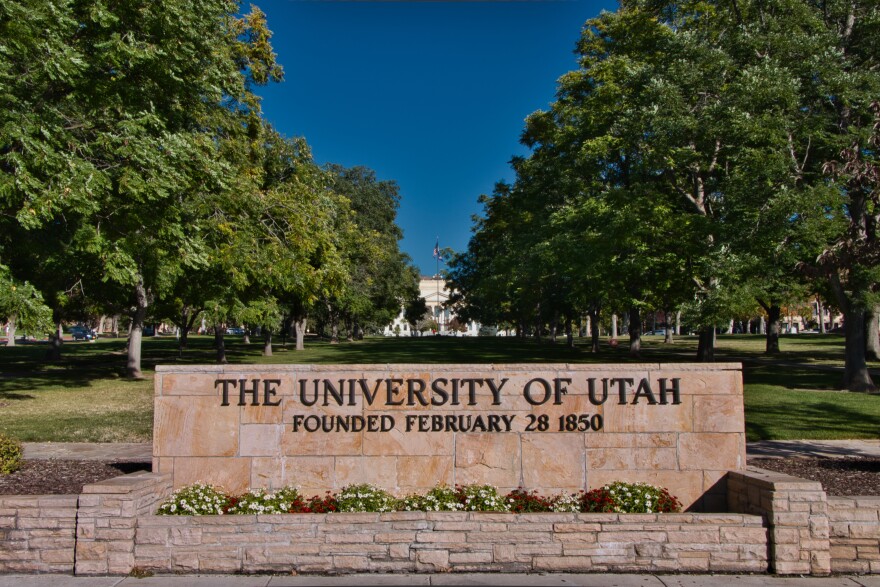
[
  {"xmin": 1, "ymin": 469, "xmax": 878, "ymax": 576},
  {"xmin": 128, "ymin": 511, "xmax": 767, "ymax": 575},
  {"xmin": 829, "ymin": 496, "xmax": 880, "ymax": 574},
  {"xmin": 728, "ymin": 467, "xmax": 830, "ymax": 575},
  {"xmin": 0, "ymin": 494, "xmax": 78, "ymax": 573}
]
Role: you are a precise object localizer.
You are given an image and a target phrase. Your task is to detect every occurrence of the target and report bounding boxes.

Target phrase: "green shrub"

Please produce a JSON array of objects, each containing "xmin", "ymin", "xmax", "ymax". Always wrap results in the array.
[
  {"xmin": 225, "ymin": 486, "xmax": 301, "ymax": 515},
  {"xmin": 456, "ymin": 484, "xmax": 509, "ymax": 512},
  {"xmin": 0, "ymin": 433, "xmax": 22, "ymax": 475},
  {"xmin": 336, "ymin": 483, "xmax": 397, "ymax": 512},
  {"xmin": 549, "ymin": 492, "xmax": 581, "ymax": 513},
  {"xmin": 156, "ymin": 482, "xmax": 231, "ymax": 515},
  {"xmin": 409, "ymin": 484, "xmax": 463, "ymax": 512},
  {"xmin": 581, "ymin": 481, "xmax": 681, "ymax": 513}
]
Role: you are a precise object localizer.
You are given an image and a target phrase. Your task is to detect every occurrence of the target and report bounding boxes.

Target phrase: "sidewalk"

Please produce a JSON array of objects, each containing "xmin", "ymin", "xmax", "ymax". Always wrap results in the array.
[
  {"xmin": 21, "ymin": 439, "xmax": 880, "ymax": 462},
  {"xmin": 0, "ymin": 573, "xmax": 878, "ymax": 587}
]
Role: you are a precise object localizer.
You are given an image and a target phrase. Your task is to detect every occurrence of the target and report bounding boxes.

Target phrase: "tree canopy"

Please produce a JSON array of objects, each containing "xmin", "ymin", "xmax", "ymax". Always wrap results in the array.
[{"xmin": 448, "ymin": 0, "xmax": 880, "ymax": 391}]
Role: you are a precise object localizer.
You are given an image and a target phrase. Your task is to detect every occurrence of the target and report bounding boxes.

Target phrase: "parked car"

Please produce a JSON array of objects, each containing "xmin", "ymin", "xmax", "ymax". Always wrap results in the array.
[
  {"xmin": 69, "ymin": 326, "xmax": 96, "ymax": 341},
  {"xmin": 142, "ymin": 325, "xmax": 155, "ymax": 336},
  {"xmin": 226, "ymin": 327, "xmax": 246, "ymax": 335}
]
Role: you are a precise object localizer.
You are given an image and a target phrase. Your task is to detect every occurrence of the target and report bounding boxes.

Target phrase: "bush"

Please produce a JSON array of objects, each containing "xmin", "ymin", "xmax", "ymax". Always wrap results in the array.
[
  {"xmin": 414, "ymin": 484, "xmax": 464, "ymax": 512},
  {"xmin": 225, "ymin": 486, "xmax": 301, "ymax": 515},
  {"xmin": 505, "ymin": 488, "xmax": 552, "ymax": 512},
  {"xmin": 290, "ymin": 492, "xmax": 338, "ymax": 513},
  {"xmin": 156, "ymin": 482, "xmax": 230, "ymax": 515},
  {"xmin": 581, "ymin": 481, "xmax": 681, "ymax": 513},
  {"xmin": 456, "ymin": 484, "xmax": 509, "ymax": 512},
  {"xmin": 336, "ymin": 483, "xmax": 397, "ymax": 513},
  {"xmin": 0, "ymin": 433, "xmax": 22, "ymax": 475},
  {"xmin": 549, "ymin": 492, "xmax": 581, "ymax": 513}
]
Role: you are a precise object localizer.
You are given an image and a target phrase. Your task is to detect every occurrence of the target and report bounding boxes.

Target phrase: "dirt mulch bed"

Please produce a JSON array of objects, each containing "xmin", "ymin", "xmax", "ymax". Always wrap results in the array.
[
  {"xmin": 0, "ymin": 460, "xmax": 150, "ymax": 495},
  {"xmin": 748, "ymin": 457, "xmax": 880, "ymax": 496},
  {"xmin": 1, "ymin": 458, "xmax": 878, "ymax": 497}
]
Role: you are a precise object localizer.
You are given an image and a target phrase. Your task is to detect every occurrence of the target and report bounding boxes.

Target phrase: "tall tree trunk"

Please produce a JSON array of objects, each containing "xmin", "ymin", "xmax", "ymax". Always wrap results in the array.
[
  {"xmin": 766, "ymin": 305, "xmax": 782, "ymax": 354},
  {"xmin": 565, "ymin": 316, "xmax": 573, "ymax": 348},
  {"xmin": 611, "ymin": 314, "xmax": 618, "ymax": 339},
  {"xmin": 112, "ymin": 315, "xmax": 119, "ymax": 338},
  {"xmin": 589, "ymin": 308, "xmax": 600, "ymax": 353},
  {"xmin": 243, "ymin": 327, "xmax": 251, "ymax": 345},
  {"xmin": 842, "ymin": 305, "xmax": 876, "ymax": 391},
  {"xmin": 178, "ymin": 309, "xmax": 190, "ymax": 352},
  {"xmin": 215, "ymin": 326, "xmax": 228, "ymax": 364},
  {"xmin": 5, "ymin": 314, "xmax": 16, "ymax": 347},
  {"xmin": 759, "ymin": 316, "xmax": 766, "ymax": 335},
  {"xmin": 866, "ymin": 305, "xmax": 880, "ymax": 361},
  {"xmin": 818, "ymin": 298, "xmax": 826, "ymax": 334},
  {"xmin": 550, "ymin": 313, "xmax": 558, "ymax": 344},
  {"xmin": 663, "ymin": 308, "xmax": 674, "ymax": 344},
  {"xmin": 534, "ymin": 304, "xmax": 542, "ymax": 343},
  {"xmin": 295, "ymin": 317, "xmax": 307, "ymax": 351},
  {"xmin": 628, "ymin": 306, "xmax": 641, "ymax": 358},
  {"xmin": 675, "ymin": 310, "xmax": 681, "ymax": 335},
  {"xmin": 353, "ymin": 321, "xmax": 362, "ymax": 340},
  {"xmin": 696, "ymin": 326, "xmax": 716, "ymax": 362},
  {"xmin": 46, "ymin": 322, "xmax": 62, "ymax": 360},
  {"xmin": 127, "ymin": 278, "xmax": 148, "ymax": 378},
  {"xmin": 263, "ymin": 330, "xmax": 273, "ymax": 357}
]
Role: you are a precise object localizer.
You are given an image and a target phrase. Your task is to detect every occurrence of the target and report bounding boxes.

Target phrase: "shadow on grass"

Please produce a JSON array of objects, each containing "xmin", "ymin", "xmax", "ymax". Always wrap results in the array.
[
  {"xmin": 744, "ymin": 364, "xmax": 842, "ymax": 391},
  {"xmin": 745, "ymin": 399, "xmax": 880, "ymax": 441},
  {"xmin": 0, "ymin": 332, "xmax": 867, "ymax": 394}
]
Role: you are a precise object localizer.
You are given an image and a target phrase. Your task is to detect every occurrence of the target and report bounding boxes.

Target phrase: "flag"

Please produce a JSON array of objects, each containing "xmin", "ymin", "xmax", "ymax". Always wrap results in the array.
[{"xmin": 433, "ymin": 238, "xmax": 440, "ymax": 260}]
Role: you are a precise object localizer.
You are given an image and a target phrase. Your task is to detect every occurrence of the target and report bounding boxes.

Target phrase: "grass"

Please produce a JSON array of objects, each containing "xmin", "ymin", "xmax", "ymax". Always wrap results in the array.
[{"xmin": 0, "ymin": 332, "xmax": 878, "ymax": 442}]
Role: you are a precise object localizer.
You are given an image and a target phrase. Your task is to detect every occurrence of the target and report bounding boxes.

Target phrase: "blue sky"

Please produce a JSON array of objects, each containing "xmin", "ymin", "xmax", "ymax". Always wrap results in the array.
[{"xmin": 255, "ymin": 0, "xmax": 615, "ymax": 275}]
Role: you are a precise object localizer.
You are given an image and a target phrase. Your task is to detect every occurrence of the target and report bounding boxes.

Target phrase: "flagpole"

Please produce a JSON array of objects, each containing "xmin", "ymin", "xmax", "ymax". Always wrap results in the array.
[{"xmin": 435, "ymin": 236, "xmax": 440, "ymax": 333}]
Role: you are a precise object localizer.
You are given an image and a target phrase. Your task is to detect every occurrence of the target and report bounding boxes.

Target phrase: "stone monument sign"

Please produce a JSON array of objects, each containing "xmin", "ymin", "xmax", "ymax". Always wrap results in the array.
[{"xmin": 153, "ymin": 363, "xmax": 744, "ymax": 510}]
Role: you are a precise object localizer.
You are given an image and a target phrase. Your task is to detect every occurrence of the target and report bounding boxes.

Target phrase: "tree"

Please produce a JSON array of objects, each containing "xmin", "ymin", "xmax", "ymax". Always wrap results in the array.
[
  {"xmin": 0, "ymin": 1, "xmax": 284, "ymax": 378},
  {"xmin": 0, "ymin": 267, "xmax": 53, "ymax": 346},
  {"xmin": 323, "ymin": 166, "xmax": 420, "ymax": 340}
]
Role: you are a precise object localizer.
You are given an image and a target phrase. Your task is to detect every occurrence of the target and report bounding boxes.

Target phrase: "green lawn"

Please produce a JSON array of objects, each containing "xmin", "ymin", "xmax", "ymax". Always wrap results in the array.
[{"xmin": 0, "ymin": 333, "xmax": 877, "ymax": 442}]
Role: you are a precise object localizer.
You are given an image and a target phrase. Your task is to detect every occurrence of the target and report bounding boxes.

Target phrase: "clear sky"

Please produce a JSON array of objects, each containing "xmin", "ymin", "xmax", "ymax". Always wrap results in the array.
[{"xmin": 255, "ymin": 0, "xmax": 615, "ymax": 275}]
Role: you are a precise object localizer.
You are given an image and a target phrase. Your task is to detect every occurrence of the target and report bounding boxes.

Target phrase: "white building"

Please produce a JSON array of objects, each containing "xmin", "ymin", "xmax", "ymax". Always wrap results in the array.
[{"xmin": 384, "ymin": 275, "xmax": 480, "ymax": 336}]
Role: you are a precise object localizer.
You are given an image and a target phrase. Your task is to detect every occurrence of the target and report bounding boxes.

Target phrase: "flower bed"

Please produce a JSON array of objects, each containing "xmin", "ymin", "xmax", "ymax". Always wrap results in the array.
[{"xmin": 154, "ymin": 481, "xmax": 682, "ymax": 516}]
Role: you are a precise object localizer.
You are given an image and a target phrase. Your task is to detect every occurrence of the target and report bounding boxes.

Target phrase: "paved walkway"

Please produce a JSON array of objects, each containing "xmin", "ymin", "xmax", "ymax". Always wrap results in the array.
[
  {"xmin": 0, "ymin": 573, "xmax": 878, "ymax": 587},
  {"xmin": 21, "ymin": 439, "xmax": 880, "ymax": 462}
]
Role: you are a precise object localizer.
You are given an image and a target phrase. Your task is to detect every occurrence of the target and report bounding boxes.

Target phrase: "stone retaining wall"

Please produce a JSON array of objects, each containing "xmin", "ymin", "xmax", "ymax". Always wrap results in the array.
[
  {"xmin": 727, "ymin": 467, "xmax": 830, "ymax": 575},
  {"xmin": 0, "ymin": 494, "xmax": 78, "ymax": 573},
  {"xmin": 130, "ymin": 511, "xmax": 768, "ymax": 575},
  {"xmin": 2, "ymin": 470, "xmax": 878, "ymax": 576},
  {"xmin": 829, "ymin": 496, "xmax": 880, "ymax": 574}
]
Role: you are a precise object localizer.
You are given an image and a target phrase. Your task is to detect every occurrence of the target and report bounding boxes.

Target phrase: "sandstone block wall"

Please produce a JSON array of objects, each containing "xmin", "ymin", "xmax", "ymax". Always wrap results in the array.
[
  {"xmin": 3, "ymin": 470, "xmax": 878, "ymax": 576},
  {"xmin": 74, "ymin": 471, "xmax": 172, "ymax": 575},
  {"xmin": 154, "ymin": 363, "xmax": 746, "ymax": 510},
  {"xmin": 728, "ymin": 467, "xmax": 830, "ymax": 575},
  {"xmin": 829, "ymin": 496, "xmax": 880, "ymax": 574},
  {"xmin": 130, "ymin": 510, "xmax": 768, "ymax": 575},
  {"xmin": 0, "ymin": 495, "xmax": 78, "ymax": 573}
]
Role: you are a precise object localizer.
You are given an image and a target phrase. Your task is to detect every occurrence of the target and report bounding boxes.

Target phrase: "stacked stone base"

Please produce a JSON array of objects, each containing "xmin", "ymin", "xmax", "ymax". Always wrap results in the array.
[
  {"xmin": 1, "ymin": 468, "xmax": 879, "ymax": 575},
  {"xmin": 0, "ymin": 495, "xmax": 77, "ymax": 573},
  {"xmin": 129, "ymin": 511, "xmax": 767, "ymax": 575},
  {"xmin": 829, "ymin": 496, "xmax": 880, "ymax": 573}
]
